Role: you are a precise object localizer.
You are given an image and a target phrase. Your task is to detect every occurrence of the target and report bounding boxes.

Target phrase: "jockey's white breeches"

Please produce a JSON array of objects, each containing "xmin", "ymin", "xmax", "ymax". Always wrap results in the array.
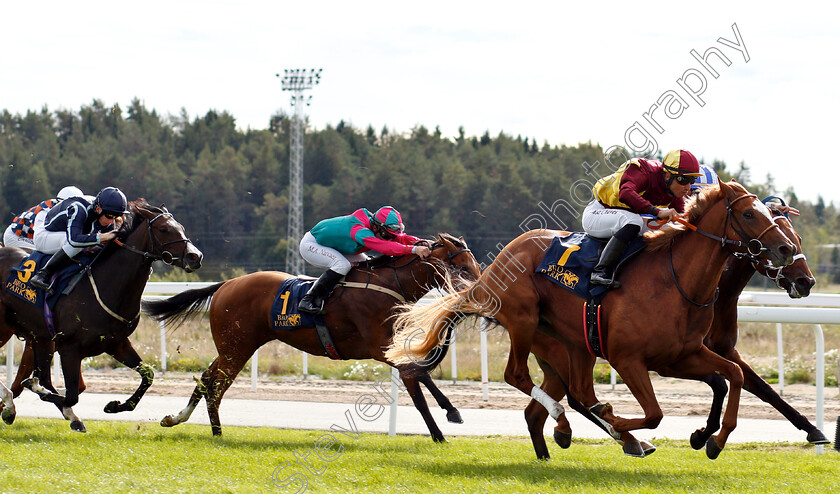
[{"xmin": 299, "ymin": 232, "xmax": 367, "ymax": 275}]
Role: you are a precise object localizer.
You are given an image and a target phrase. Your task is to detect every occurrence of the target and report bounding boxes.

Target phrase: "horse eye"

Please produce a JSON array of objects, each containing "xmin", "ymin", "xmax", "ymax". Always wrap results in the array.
[
  {"xmin": 743, "ymin": 210, "xmax": 754, "ymax": 219},
  {"xmin": 159, "ymin": 227, "xmax": 171, "ymax": 234}
]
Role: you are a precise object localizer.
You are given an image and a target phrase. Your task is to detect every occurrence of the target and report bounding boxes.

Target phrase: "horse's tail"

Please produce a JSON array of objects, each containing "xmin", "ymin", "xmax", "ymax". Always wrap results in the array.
[
  {"xmin": 386, "ymin": 277, "xmax": 495, "ymax": 366},
  {"xmin": 141, "ymin": 282, "xmax": 225, "ymax": 329}
]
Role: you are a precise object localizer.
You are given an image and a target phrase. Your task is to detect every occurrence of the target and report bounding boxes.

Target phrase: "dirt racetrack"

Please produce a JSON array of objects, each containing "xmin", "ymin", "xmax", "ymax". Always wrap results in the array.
[{"xmin": 76, "ymin": 369, "xmax": 840, "ymax": 422}]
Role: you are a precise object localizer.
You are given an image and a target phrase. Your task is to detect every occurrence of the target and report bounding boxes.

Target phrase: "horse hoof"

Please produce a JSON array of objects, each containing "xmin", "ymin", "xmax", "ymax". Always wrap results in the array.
[
  {"xmin": 70, "ymin": 420, "xmax": 86, "ymax": 433},
  {"xmin": 639, "ymin": 440, "xmax": 657, "ymax": 456},
  {"xmin": 622, "ymin": 440, "xmax": 646, "ymax": 458},
  {"xmin": 432, "ymin": 434, "xmax": 448, "ymax": 443},
  {"xmin": 690, "ymin": 429, "xmax": 707, "ymax": 450},
  {"xmin": 705, "ymin": 437, "xmax": 723, "ymax": 460},
  {"xmin": 446, "ymin": 410, "xmax": 464, "ymax": 424},
  {"xmin": 21, "ymin": 377, "xmax": 37, "ymax": 390},
  {"xmin": 160, "ymin": 416, "xmax": 178, "ymax": 427},
  {"xmin": 806, "ymin": 429, "xmax": 830, "ymax": 445},
  {"xmin": 553, "ymin": 430, "xmax": 572, "ymax": 449},
  {"xmin": 1, "ymin": 408, "xmax": 15, "ymax": 425},
  {"xmin": 104, "ymin": 401, "xmax": 121, "ymax": 414}
]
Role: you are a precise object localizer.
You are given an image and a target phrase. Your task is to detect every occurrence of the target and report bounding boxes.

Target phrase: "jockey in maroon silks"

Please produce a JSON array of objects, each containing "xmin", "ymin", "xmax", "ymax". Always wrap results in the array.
[
  {"xmin": 583, "ymin": 149, "xmax": 702, "ymax": 288},
  {"xmin": 297, "ymin": 206, "xmax": 430, "ymax": 314}
]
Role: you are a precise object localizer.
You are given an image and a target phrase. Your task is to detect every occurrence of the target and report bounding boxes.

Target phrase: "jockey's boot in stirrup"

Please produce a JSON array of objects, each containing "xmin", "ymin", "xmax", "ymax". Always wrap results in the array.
[
  {"xmin": 298, "ymin": 269, "xmax": 343, "ymax": 315},
  {"xmin": 29, "ymin": 250, "xmax": 73, "ymax": 294},
  {"xmin": 590, "ymin": 224, "xmax": 640, "ymax": 289}
]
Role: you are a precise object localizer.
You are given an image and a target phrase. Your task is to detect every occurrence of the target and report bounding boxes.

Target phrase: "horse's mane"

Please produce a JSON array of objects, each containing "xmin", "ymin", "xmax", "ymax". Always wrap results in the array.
[
  {"xmin": 644, "ymin": 184, "xmax": 727, "ymax": 252},
  {"xmin": 121, "ymin": 199, "xmax": 166, "ymax": 236}
]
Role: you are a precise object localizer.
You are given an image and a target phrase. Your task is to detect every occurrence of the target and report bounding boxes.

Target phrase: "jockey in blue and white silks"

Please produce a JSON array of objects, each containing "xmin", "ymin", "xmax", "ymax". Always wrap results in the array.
[{"xmin": 29, "ymin": 187, "xmax": 129, "ymax": 294}]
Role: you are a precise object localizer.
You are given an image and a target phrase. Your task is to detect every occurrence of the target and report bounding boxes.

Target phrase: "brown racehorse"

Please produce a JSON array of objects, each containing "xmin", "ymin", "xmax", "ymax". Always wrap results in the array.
[
  {"xmin": 524, "ymin": 202, "xmax": 825, "ymax": 460},
  {"xmin": 387, "ymin": 181, "xmax": 796, "ymax": 459},
  {"xmin": 141, "ymin": 233, "xmax": 480, "ymax": 441},
  {"xmin": 0, "ymin": 200, "xmax": 203, "ymax": 432}
]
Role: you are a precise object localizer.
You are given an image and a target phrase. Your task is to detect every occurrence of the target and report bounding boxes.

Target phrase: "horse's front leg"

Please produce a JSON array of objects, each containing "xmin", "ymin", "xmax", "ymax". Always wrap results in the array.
[
  {"xmin": 103, "ymin": 338, "xmax": 153, "ymax": 413},
  {"xmin": 658, "ymin": 347, "xmax": 743, "ymax": 459},
  {"xmin": 606, "ymin": 359, "xmax": 665, "ymax": 434}
]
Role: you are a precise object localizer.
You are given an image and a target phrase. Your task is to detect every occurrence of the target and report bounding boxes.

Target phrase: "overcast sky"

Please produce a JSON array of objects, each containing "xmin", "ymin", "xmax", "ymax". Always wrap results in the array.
[{"xmin": 3, "ymin": 1, "xmax": 838, "ymax": 205}]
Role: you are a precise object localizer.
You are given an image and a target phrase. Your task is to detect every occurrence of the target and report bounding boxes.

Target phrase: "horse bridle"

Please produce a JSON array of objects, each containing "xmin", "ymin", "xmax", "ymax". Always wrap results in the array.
[
  {"xmin": 669, "ymin": 191, "xmax": 781, "ymax": 307},
  {"xmin": 91, "ymin": 211, "xmax": 195, "ymax": 326},
  {"xmin": 358, "ymin": 240, "xmax": 473, "ymax": 301},
  {"xmin": 750, "ymin": 197, "xmax": 807, "ymax": 287},
  {"xmin": 114, "ymin": 211, "xmax": 194, "ymax": 265}
]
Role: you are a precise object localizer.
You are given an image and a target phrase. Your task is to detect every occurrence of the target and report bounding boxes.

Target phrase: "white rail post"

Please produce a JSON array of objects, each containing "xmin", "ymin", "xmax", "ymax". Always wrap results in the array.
[
  {"xmin": 480, "ymin": 320, "xmax": 489, "ymax": 402},
  {"xmin": 302, "ymin": 352, "xmax": 308, "ymax": 379},
  {"xmin": 6, "ymin": 340, "xmax": 14, "ymax": 383},
  {"xmin": 389, "ymin": 366, "xmax": 399, "ymax": 436},
  {"xmin": 815, "ymin": 324, "xmax": 825, "ymax": 455},
  {"xmin": 53, "ymin": 352, "xmax": 61, "ymax": 385},
  {"xmin": 160, "ymin": 321, "xmax": 167, "ymax": 374},
  {"xmin": 776, "ymin": 323, "xmax": 784, "ymax": 395},
  {"xmin": 251, "ymin": 348, "xmax": 259, "ymax": 392},
  {"xmin": 610, "ymin": 365, "xmax": 617, "ymax": 391},
  {"xmin": 450, "ymin": 335, "xmax": 457, "ymax": 384}
]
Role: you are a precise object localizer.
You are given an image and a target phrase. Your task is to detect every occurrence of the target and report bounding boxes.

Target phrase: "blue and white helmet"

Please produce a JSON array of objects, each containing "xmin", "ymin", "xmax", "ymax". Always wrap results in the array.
[
  {"xmin": 691, "ymin": 164, "xmax": 719, "ymax": 193},
  {"xmin": 94, "ymin": 187, "xmax": 130, "ymax": 215}
]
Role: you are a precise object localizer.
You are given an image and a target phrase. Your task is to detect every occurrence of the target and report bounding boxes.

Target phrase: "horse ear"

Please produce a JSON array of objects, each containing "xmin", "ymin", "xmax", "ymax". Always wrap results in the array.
[
  {"xmin": 440, "ymin": 236, "xmax": 456, "ymax": 251},
  {"xmin": 160, "ymin": 203, "xmax": 169, "ymax": 213}
]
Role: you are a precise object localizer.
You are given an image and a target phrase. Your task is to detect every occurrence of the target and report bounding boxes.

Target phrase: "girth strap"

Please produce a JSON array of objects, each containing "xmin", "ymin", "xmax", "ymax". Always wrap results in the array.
[{"xmin": 338, "ymin": 281, "xmax": 406, "ymax": 303}]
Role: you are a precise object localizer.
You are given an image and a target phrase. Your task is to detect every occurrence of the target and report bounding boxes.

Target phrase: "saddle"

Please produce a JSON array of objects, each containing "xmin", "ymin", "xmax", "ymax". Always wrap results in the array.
[
  {"xmin": 536, "ymin": 232, "xmax": 647, "ymax": 359},
  {"xmin": 4, "ymin": 251, "xmax": 96, "ymax": 335}
]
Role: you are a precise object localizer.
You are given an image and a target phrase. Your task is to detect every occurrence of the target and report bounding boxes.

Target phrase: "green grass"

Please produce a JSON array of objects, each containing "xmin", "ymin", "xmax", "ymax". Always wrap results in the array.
[{"xmin": 0, "ymin": 419, "xmax": 837, "ymax": 493}]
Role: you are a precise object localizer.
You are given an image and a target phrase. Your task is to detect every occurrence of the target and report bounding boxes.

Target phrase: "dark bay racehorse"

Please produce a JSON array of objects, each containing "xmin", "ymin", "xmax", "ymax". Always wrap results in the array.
[
  {"xmin": 387, "ymin": 181, "xmax": 796, "ymax": 459},
  {"xmin": 141, "ymin": 234, "xmax": 480, "ymax": 441},
  {"xmin": 0, "ymin": 200, "xmax": 202, "ymax": 431},
  {"xmin": 524, "ymin": 203, "xmax": 826, "ymax": 460}
]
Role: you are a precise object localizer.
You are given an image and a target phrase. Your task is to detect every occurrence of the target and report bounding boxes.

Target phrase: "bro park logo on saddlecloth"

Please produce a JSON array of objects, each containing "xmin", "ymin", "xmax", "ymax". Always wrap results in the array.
[
  {"xmin": 543, "ymin": 263, "xmax": 580, "ymax": 289},
  {"xmin": 6, "ymin": 259, "xmax": 38, "ymax": 304}
]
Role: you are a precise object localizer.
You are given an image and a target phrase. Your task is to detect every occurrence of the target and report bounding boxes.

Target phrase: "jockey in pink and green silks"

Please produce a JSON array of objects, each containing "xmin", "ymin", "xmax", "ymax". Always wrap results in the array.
[{"xmin": 297, "ymin": 206, "xmax": 431, "ymax": 314}]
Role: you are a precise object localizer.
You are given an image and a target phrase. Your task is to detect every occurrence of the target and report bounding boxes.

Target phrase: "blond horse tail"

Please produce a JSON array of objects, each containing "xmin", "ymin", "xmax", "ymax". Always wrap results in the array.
[{"xmin": 386, "ymin": 277, "xmax": 499, "ymax": 366}]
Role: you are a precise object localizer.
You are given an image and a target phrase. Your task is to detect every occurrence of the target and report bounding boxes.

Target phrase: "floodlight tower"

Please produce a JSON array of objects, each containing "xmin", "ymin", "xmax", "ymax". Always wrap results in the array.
[{"xmin": 278, "ymin": 68, "xmax": 321, "ymax": 275}]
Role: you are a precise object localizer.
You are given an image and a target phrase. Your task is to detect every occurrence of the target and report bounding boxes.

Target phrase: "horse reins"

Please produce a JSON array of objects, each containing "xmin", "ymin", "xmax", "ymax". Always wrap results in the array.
[
  {"xmin": 93, "ymin": 210, "xmax": 196, "ymax": 325},
  {"xmin": 344, "ymin": 241, "xmax": 471, "ymax": 302},
  {"xmin": 668, "ymin": 192, "xmax": 779, "ymax": 307}
]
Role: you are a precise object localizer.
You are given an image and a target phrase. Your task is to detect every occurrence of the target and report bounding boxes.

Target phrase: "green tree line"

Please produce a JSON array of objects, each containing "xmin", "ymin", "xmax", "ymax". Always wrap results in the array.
[{"xmin": 1, "ymin": 99, "xmax": 838, "ymax": 285}]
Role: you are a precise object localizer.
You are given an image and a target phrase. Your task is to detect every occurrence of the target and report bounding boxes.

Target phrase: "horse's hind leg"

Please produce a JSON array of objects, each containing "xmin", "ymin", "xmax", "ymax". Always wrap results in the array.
[
  {"xmin": 417, "ymin": 373, "xmax": 462, "ymax": 424},
  {"xmin": 525, "ymin": 355, "xmax": 572, "ymax": 460},
  {"xmin": 205, "ymin": 351, "xmax": 251, "ymax": 436},
  {"xmin": 161, "ymin": 360, "xmax": 218, "ymax": 428},
  {"xmin": 0, "ymin": 380, "xmax": 16, "ymax": 425},
  {"xmin": 401, "ymin": 373, "xmax": 445, "ymax": 442},
  {"xmin": 732, "ymin": 349, "xmax": 829, "ymax": 445}
]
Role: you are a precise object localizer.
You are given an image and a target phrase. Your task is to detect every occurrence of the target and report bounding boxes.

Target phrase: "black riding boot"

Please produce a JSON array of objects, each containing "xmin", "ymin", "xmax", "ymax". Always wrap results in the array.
[
  {"xmin": 590, "ymin": 224, "xmax": 640, "ymax": 289},
  {"xmin": 29, "ymin": 250, "xmax": 73, "ymax": 294},
  {"xmin": 298, "ymin": 269, "xmax": 343, "ymax": 315}
]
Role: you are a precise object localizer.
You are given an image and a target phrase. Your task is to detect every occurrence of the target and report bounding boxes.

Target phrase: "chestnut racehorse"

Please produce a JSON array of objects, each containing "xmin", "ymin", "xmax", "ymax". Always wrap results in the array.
[
  {"xmin": 142, "ymin": 233, "xmax": 480, "ymax": 441},
  {"xmin": 387, "ymin": 181, "xmax": 795, "ymax": 459},
  {"xmin": 524, "ymin": 202, "xmax": 826, "ymax": 460}
]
